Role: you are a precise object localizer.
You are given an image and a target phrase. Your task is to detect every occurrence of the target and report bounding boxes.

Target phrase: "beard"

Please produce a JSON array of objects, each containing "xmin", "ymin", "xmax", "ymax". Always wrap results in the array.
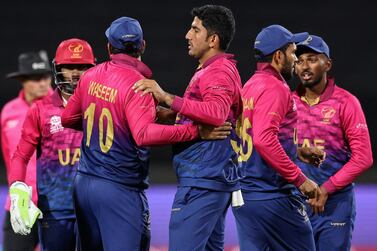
[
  {"xmin": 281, "ymin": 57, "xmax": 294, "ymax": 81},
  {"xmin": 301, "ymin": 74, "xmax": 323, "ymax": 88}
]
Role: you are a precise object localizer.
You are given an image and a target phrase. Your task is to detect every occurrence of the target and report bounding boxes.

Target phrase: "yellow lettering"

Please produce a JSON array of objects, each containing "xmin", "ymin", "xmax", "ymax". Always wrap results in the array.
[
  {"xmin": 301, "ymin": 138, "xmax": 325, "ymax": 151},
  {"xmin": 105, "ymin": 87, "xmax": 110, "ymax": 102},
  {"xmin": 88, "ymin": 81, "xmax": 95, "ymax": 95},
  {"xmin": 58, "ymin": 149, "xmax": 70, "ymax": 166},
  {"xmin": 313, "ymin": 139, "xmax": 325, "ymax": 150},
  {"xmin": 109, "ymin": 89, "xmax": 117, "ymax": 103},
  {"xmin": 70, "ymin": 148, "xmax": 81, "ymax": 165},
  {"xmin": 96, "ymin": 85, "xmax": 102, "ymax": 99},
  {"xmin": 101, "ymin": 85, "xmax": 106, "ymax": 100},
  {"xmin": 87, "ymin": 81, "xmax": 118, "ymax": 103},
  {"xmin": 99, "ymin": 108, "xmax": 114, "ymax": 153},
  {"xmin": 302, "ymin": 138, "xmax": 311, "ymax": 148},
  {"xmin": 231, "ymin": 115, "xmax": 253, "ymax": 162}
]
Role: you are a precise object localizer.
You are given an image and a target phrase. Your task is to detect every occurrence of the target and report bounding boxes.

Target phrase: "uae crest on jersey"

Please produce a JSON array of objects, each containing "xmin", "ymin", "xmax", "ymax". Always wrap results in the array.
[
  {"xmin": 50, "ymin": 115, "xmax": 64, "ymax": 134},
  {"xmin": 321, "ymin": 107, "xmax": 336, "ymax": 124}
]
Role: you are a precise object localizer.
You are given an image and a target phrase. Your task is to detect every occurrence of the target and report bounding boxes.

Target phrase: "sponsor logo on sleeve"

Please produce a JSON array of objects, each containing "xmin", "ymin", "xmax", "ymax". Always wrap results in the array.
[
  {"xmin": 5, "ymin": 120, "xmax": 18, "ymax": 129},
  {"xmin": 356, "ymin": 123, "xmax": 368, "ymax": 130}
]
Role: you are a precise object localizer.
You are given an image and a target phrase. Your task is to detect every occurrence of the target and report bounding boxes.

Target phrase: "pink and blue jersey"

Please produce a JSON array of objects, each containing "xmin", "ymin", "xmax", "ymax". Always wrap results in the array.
[
  {"xmin": 238, "ymin": 63, "xmax": 307, "ymax": 200},
  {"xmin": 10, "ymin": 90, "xmax": 82, "ymax": 219},
  {"xmin": 171, "ymin": 53, "xmax": 243, "ymax": 191},
  {"xmin": 62, "ymin": 54, "xmax": 198, "ymax": 189},
  {"xmin": 293, "ymin": 78, "xmax": 373, "ymax": 194}
]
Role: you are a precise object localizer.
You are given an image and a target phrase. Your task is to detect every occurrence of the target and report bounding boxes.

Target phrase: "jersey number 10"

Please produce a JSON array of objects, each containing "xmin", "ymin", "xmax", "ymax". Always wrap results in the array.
[{"xmin": 84, "ymin": 103, "xmax": 114, "ymax": 153}]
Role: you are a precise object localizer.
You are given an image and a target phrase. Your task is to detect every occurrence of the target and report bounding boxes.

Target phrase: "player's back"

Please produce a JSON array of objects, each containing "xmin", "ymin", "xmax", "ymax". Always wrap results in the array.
[
  {"xmin": 77, "ymin": 54, "xmax": 152, "ymax": 189},
  {"xmin": 240, "ymin": 65, "xmax": 298, "ymax": 199}
]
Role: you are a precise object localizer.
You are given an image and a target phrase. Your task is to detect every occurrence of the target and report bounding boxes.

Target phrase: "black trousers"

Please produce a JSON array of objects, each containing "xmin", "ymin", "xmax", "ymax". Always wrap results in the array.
[{"xmin": 2, "ymin": 210, "xmax": 39, "ymax": 251}]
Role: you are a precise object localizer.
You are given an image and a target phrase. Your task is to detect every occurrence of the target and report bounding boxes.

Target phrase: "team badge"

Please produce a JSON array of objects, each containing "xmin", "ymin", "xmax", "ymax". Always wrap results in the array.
[
  {"xmin": 321, "ymin": 106, "xmax": 336, "ymax": 124},
  {"xmin": 68, "ymin": 42, "xmax": 84, "ymax": 59},
  {"xmin": 50, "ymin": 115, "xmax": 64, "ymax": 134}
]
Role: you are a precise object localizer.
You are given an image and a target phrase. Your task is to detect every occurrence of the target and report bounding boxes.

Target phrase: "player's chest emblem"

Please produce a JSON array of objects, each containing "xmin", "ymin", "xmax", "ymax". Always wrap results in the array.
[
  {"xmin": 50, "ymin": 115, "xmax": 64, "ymax": 134},
  {"xmin": 321, "ymin": 106, "xmax": 336, "ymax": 124}
]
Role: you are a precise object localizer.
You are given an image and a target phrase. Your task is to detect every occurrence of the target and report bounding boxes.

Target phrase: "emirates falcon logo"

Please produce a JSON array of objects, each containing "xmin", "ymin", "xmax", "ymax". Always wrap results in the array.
[{"xmin": 321, "ymin": 107, "xmax": 336, "ymax": 124}]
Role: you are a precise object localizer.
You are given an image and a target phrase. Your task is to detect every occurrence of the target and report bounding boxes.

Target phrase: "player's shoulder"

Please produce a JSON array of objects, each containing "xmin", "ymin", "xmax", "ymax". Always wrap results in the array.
[
  {"xmin": 208, "ymin": 56, "xmax": 239, "ymax": 75},
  {"xmin": 333, "ymin": 85, "xmax": 360, "ymax": 104},
  {"xmin": 32, "ymin": 93, "xmax": 54, "ymax": 111},
  {"xmin": 247, "ymin": 72, "xmax": 287, "ymax": 92},
  {"xmin": 80, "ymin": 61, "xmax": 107, "ymax": 79},
  {"xmin": 1, "ymin": 96, "xmax": 21, "ymax": 114}
]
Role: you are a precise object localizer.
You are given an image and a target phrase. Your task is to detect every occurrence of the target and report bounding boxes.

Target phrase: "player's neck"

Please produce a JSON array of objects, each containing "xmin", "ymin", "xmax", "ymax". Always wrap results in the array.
[
  {"xmin": 198, "ymin": 49, "xmax": 222, "ymax": 68},
  {"xmin": 306, "ymin": 75, "xmax": 327, "ymax": 99},
  {"xmin": 24, "ymin": 92, "xmax": 35, "ymax": 105}
]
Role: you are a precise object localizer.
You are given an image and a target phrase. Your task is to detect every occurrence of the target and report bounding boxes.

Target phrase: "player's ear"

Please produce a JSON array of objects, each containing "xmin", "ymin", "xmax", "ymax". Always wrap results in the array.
[
  {"xmin": 140, "ymin": 40, "xmax": 146, "ymax": 55},
  {"xmin": 107, "ymin": 43, "xmax": 112, "ymax": 55},
  {"xmin": 272, "ymin": 50, "xmax": 283, "ymax": 67},
  {"xmin": 324, "ymin": 58, "xmax": 332, "ymax": 72},
  {"xmin": 208, "ymin": 33, "xmax": 219, "ymax": 49}
]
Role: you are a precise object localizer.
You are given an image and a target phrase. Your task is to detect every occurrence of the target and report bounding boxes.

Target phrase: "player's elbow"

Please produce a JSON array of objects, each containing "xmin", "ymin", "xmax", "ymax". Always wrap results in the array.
[
  {"xmin": 133, "ymin": 129, "xmax": 151, "ymax": 147},
  {"xmin": 61, "ymin": 113, "xmax": 70, "ymax": 127},
  {"xmin": 353, "ymin": 153, "xmax": 374, "ymax": 172},
  {"xmin": 362, "ymin": 155, "xmax": 373, "ymax": 170}
]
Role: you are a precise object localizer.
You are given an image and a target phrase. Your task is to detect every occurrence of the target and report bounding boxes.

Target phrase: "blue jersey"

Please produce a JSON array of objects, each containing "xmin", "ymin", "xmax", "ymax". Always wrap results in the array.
[
  {"xmin": 238, "ymin": 64, "xmax": 306, "ymax": 200},
  {"xmin": 171, "ymin": 54, "xmax": 243, "ymax": 192}
]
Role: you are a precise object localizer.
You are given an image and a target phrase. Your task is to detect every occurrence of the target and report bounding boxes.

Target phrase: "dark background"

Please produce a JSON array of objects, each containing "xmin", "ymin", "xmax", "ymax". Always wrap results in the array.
[{"xmin": 0, "ymin": 0, "xmax": 375, "ymax": 184}]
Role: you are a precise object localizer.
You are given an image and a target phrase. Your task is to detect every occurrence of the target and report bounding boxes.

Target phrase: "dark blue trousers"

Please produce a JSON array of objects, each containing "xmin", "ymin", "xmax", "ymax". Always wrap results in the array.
[
  {"xmin": 73, "ymin": 173, "xmax": 150, "ymax": 251},
  {"xmin": 169, "ymin": 186, "xmax": 231, "ymax": 251},
  {"xmin": 232, "ymin": 195, "xmax": 316, "ymax": 251}
]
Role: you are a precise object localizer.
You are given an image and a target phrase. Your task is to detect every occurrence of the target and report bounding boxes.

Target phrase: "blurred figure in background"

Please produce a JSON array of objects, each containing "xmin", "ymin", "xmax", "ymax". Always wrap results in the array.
[{"xmin": 1, "ymin": 51, "xmax": 52, "ymax": 251}]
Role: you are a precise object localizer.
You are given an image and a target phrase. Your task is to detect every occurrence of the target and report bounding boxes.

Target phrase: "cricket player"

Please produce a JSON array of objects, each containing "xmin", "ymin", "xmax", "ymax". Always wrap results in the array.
[
  {"xmin": 231, "ymin": 25, "xmax": 320, "ymax": 250},
  {"xmin": 61, "ymin": 17, "xmax": 205, "ymax": 251},
  {"xmin": 1, "ymin": 51, "xmax": 52, "ymax": 251},
  {"xmin": 8, "ymin": 38, "xmax": 95, "ymax": 251},
  {"xmin": 132, "ymin": 5, "xmax": 243, "ymax": 250},
  {"xmin": 294, "ymin": 35, "xmax": 373, "ymax": 250}
]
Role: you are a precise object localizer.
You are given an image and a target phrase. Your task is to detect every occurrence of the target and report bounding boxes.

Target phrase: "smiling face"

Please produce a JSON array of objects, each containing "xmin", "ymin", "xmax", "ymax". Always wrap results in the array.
[
  {"xmin": 185, "ymin": 16, "xmax": 212, "ymax": 60},
  {"xmin": 295, "ymin": 51, "xmax": 331, "ymax": 88}
]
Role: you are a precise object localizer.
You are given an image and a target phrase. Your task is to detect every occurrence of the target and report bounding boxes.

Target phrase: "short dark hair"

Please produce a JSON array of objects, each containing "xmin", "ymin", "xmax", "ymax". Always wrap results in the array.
[
  {"xmin": 254, "ymin": 43, "xmax": 291, "ymax": 63},
  {"xmin": 191, "ymin": 5, "xmax": 235, "ymax": 51},
  {"xmin": 110, "ymin": 42, "xmax": 142, "ymax": 58}
]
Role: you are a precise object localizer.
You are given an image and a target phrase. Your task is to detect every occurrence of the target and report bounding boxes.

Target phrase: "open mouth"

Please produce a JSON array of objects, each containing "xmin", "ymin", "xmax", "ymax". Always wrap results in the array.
[{"xmin": 301, "ymin": 72, "xmax": 313, "ymax": 81}]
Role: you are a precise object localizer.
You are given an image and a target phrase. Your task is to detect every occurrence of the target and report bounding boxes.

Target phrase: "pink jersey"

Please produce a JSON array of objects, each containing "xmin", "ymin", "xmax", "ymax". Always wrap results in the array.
[
  {"xmin": 239, "ymin": 63, "xmax": 306, "ymax": 198},
  {"xmin": 171, "ymin": 53, "xmax": 242, "ymax": 126},
  {"xmin": 10, "ymin": 90, "xmax": 82, "ymax": 218},
  {"xmin": 61, "ymin": 54, "xmax": 198, "ymax": 188},
  {"xmin": 169, "ymin": 53, "xmax": 243, "ymax": 191},
  {"xmin": 1, "ymin": 91, "xmax": 37, "ymax": 210},
  {"xmin": 293, "ymin": 78, "xmax": 373, "ymax": 194}
]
